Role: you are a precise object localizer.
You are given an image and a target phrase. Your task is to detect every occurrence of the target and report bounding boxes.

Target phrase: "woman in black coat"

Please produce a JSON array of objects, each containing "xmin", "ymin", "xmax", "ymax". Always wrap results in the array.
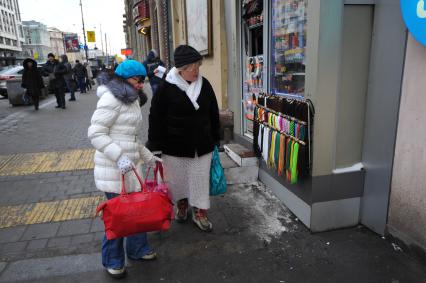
[
  {"xmin": 22, "ymin": 58, "xmax": 44, "ymax": 110},
  {"xmin": 147, "ymin": 45, "xmax": 220, "ymax": 232}
]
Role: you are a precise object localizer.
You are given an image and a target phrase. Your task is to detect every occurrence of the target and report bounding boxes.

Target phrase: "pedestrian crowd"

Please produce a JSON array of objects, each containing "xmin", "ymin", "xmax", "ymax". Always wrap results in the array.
[
  {"xmin": 88, "ymin": 45, "xmax": 221, "ymax": 278},
  {"xmin": 21, "ymin": 53, "xmax": 94, "ymax": 110}
]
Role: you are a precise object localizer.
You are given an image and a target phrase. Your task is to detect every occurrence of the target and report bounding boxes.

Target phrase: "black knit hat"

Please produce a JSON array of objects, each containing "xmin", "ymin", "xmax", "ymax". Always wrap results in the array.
[
  {"xmin": 174, "ymin": 45, "xmax": 202, "ymax": 68},
  {"xmin": 47, "ymin": 53, "xmax": 55, "ymax": 58}
]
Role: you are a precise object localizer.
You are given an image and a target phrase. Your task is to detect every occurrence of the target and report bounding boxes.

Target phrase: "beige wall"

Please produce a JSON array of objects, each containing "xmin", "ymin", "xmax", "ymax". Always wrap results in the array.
[
  {"xmin": 170, "ymin": 0, "xmax": 228, "ymax": 109},
  {"xmin": 388, "ymin": 34, "xmax": 426, "ymax": 250}
]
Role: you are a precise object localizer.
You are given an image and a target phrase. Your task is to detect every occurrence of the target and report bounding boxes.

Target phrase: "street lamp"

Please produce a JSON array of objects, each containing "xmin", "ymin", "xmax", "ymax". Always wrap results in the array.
[{"xmin": 79, "ymin": 0, "xmax": 88, "ymax": 61}]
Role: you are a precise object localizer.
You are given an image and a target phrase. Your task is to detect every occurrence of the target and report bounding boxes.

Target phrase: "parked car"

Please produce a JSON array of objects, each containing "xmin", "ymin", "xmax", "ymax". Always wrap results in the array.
[{"xmin": 0, "ymin": 65, "xmax": 49, "ymax": 98}]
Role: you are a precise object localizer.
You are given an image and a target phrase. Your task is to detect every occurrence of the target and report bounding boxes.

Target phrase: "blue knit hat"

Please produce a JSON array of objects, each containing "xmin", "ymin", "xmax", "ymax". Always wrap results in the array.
[{"xmin": 114, "ymin": 59, "xmax": 147, "ymax": 79}]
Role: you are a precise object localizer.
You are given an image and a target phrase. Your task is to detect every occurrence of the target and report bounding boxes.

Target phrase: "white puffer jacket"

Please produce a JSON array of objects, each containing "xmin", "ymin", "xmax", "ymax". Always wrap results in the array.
[{"xmin": 88, "ymin": 85, "xmax": 153, "ymax": 193}]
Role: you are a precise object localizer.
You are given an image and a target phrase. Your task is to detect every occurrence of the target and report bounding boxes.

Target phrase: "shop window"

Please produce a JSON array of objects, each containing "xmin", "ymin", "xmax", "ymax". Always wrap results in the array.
[
  {"xmin": 241, "ymin": 0, "xmax": 264, "ymax": 138},
  {"xmin": 270, "ymin": 0, "xmax": 306, "ymax": 97}
]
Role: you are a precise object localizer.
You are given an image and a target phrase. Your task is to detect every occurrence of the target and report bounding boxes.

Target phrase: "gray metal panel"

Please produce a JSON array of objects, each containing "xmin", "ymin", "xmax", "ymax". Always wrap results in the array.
[
  {"xmin": 335, "ymin": 5, "xmax": 373, "ymax": 168},
  {"xmin": 259, "ymin": 159, "xmax": 313, "ymax": 204},
  {"xmin": 312, "ymin": 171, "xmax": 365, "ymax": 203},
  {"xmin": 225, "ymin": 0, "xmax": 242, "ymax": 135},
  {"xmin": 311, "ymin": 198, "xmax": 361, "ymax": 232},
  {"xmin": 360, "ymin": 0, "xmax": 407, "ymax": 235},
  {"xmin": 259, "ymin": 168, "xmax": 311, "ymax": 228}
]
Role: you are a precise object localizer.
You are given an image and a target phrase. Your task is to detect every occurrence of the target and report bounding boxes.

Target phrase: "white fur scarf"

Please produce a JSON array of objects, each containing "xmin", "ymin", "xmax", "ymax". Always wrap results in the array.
[{"xmin": 165, "ymin": 67, "xmax": 203, "ymax": 110}]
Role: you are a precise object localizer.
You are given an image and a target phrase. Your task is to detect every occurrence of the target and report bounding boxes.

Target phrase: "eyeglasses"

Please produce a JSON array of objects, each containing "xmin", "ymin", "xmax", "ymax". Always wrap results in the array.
[{"xmin": 129, "ymin": 76, "xmax": 144, "ymax": 84}]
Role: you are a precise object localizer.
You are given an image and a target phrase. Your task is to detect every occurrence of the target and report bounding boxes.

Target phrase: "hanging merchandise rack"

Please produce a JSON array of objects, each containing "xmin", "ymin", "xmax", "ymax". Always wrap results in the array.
[{"xmin": 253, "ymin": 93, "xmax": 314, "ymax": 184}]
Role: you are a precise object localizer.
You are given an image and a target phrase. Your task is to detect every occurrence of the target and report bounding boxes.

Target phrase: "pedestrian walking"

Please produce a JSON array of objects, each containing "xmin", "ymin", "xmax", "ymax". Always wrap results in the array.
[
  {"xmin": 143, "ymin": 49, "xmax": 165, "ymax": 95},
  {"xmin": 88, "ymin": 60, "xmax": 162, "ymax": 279},
  {"xmin": 60, "ymin": 55, "xmax": 76, "ymax": 101},
  {"xmin": 21, "ymin": 58, "xmax": 44, "ymax": 111},
  {"xmin": 42, "ymin": 53, "xmax": 67, "ymax": 109},
  {"xmin": 84, "ymin": 62, "xmax": 93, "ymax": 92},
  {"xmin": 147, "ymin": 45, "xmax": 220, "ymax": 232},
  {"xmin": 73, "ymin": 60, "xmax": 87, "ymax": 93}
]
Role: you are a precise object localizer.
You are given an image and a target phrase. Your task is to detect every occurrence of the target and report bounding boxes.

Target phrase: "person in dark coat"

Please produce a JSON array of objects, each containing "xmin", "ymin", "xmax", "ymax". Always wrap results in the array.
[
  {"xmin": 21, "ymin": 58, "xmax": 44, "ymax": 111},
  {"xmin": 73, "ymin": 60, "xmax": 87, "ymax": 93},
  {"xmin": 142, "ymin": 49, "xmax": 164, "ymax": 95},
  {"xmin": 42, "ymin": 53, "xmax": 67, "ymax": 109},
  {"xmin": 147, "ymin": 45, "xmax": 220, "ymax": 232},
  {"xmin": 60, "ymin": 55, "xmax": 76, "ymax": 101}
]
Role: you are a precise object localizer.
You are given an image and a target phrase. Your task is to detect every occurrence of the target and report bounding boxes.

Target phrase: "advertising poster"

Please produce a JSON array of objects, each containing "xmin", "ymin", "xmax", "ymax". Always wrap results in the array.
[{"xmin": 64, "ymin": 33, "xmax": 80, "ymax": 52}]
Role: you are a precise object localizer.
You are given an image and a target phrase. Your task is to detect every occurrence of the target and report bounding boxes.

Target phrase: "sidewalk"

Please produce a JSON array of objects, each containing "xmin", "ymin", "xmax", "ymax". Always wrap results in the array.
[{"xmin": 0, "ymin": 86, "xmax": 424, "ymax": 282}]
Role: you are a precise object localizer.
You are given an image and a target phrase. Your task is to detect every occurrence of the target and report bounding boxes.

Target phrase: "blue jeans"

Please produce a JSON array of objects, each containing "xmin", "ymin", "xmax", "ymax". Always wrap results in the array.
[
  {"xmin": 151, "ymin": 83, "xmax": 159, "ymax": 96},
  {"xmin": 77, "ymin": 77, "xmax": 86, "ymax": 93},
  {"xmin": 101, "ymin": 192, "xmax": 152, "ymax": 269},
  {"xmin": 64, "ymin": 79, "xmax": 75, "ymax": 99}
]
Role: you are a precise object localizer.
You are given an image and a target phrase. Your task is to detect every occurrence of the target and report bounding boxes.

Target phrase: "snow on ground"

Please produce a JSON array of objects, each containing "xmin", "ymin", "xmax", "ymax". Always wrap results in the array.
[{"xmin": 227, "ymin": 182, "xmax": 299, "ymax": 243}]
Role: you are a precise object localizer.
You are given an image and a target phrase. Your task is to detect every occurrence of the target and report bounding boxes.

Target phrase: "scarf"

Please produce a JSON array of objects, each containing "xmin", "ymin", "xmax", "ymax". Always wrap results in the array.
[{"xmin": 166, "ymin": 67, "xmax": 203, "ymax": 110}]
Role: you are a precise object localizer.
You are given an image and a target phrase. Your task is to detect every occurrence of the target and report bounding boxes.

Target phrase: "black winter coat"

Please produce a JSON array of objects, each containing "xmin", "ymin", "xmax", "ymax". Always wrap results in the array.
[
  {"xmin": 22, "ymin": 58, "xmax": 44, "ymax": 97},
  {"xmin": 143, "ymin": 58, "xmax": 164, "ymax": 87},
  {"xmin": 147, "ymin": 78, "xmax": 220, "ymax": 158},
  {"xmin": 73, "ymin": 63, "xmax": 87, "ymax": 78},
  {"xmin": 42, "ymin": 59, "xmax": 67, "ymax": 89}
]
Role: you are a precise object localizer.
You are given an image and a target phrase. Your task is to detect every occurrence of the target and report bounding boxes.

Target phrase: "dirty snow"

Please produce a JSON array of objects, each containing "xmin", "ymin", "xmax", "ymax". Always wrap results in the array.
[{"xmin": 227, "ymin": 182, "xmax": 298, "ymax": 243}]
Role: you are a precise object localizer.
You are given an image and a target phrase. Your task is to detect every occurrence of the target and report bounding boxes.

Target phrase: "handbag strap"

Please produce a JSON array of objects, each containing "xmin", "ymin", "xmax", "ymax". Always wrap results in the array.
[
  {"xmin": 121, "ymin": 168, "xmax": 145, "ymax": 194},
  {"xmin": 144, "ymin": 161, "xmax": 165, "ymax": 186},
  {"xmin": 154, "ymin": 162, "xmax": 165, "ymax": 183}
]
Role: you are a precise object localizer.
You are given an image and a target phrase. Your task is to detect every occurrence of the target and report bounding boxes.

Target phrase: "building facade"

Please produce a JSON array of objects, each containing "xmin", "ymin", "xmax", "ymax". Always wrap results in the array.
[
  {"xmin": 224, "ymin": 0, "xmax": 426, "ymax": 254},
  {"xmin": 123, "ymin": 0, "xmax": 170, "ymax": 66},
  {"xmin": 387, "ymin": 34, "xmax": 426, "ymax": 253},
  {"xmin": 122, "ymin": 0, "xmax": 426, "ymax": 253},
  {"xmin": 48, "ymin": 27, "xmax": 65, "ymax": 57},
  {"xmin": 123, "ymin": 0, "xmax": 228, "ymax": 109},
  {"xmin": 0, "ymin": 0, "xmax": 24, "ymax": 66},
  {"xmin": 22, "ymin": 20, "xmax": 51, "ymax": 63}
]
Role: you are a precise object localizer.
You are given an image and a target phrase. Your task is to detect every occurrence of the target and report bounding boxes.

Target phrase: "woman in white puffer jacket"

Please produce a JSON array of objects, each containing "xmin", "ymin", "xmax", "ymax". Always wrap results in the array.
[{"xmin": 88, "ymin": 60, "xmax": 161, "ymax": 279}]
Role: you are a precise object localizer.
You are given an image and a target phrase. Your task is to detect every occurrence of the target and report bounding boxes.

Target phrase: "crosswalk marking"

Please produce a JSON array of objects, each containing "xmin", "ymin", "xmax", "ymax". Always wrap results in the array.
[
  {"xmin": 0, "ymin": 195, "xmax": 105, "ymax": 229},
  {"xmin": 0, "ymin": 149, "xmax": 95, "ymax": 176}
]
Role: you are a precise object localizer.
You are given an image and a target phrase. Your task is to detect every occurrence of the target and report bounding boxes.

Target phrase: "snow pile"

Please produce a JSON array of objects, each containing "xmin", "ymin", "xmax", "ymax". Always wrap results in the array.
[{"xmin": 228, "ymin": 182, "xmax": 297, "ymax": 243}]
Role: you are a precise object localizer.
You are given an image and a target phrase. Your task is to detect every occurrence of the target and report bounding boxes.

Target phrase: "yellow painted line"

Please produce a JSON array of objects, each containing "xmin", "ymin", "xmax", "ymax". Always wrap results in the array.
[
  {"xmin": 0, "ymin": 195, "xmax": 105, "ymax": 229},
  {"xmin": 0, "ymin": 154, "xmax": 16, "ymax": 171},
  {"xmin": 0, "ymin": 149, "xmax": 96, "ymax": 176}
]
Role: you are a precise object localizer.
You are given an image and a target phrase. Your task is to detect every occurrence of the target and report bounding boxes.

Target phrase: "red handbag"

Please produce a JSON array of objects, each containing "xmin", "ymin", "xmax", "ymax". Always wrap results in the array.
[{"xmin": 96, "ymin": 167, "xmax": 173, "ymax": 240}]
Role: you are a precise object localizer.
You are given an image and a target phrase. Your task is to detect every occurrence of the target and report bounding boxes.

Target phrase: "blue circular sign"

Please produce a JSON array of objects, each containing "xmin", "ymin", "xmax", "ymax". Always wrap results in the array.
[{"xmin": 401, "ymin": 0, "xmax": 426, "ymax": 45}]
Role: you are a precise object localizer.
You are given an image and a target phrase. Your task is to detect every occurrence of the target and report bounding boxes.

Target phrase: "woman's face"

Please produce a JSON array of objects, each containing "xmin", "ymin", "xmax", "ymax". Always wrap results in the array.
[
  {"xmin": 179, "ymin": 61, "xmax": 201, "ymax": 82},
  {"xmin": 126, "ymin": 76, "xmax": 144, "ymax": 90},
  {"xmin": 27, "ymin": 61, "xmax": 33, "ymax": 68}
]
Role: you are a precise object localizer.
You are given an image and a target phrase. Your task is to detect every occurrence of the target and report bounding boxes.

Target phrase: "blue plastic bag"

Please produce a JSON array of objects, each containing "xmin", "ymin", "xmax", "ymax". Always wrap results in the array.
[{"xmin": 210, "ymin": 146, "xmax": 227, "ymax": 196}]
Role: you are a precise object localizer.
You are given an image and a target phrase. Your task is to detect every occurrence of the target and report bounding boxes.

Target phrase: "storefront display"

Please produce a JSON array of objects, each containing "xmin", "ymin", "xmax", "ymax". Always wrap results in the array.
[
  {"xmin": 241, "ymin": 0, "xmax": 264, "ymax": 137},
  {"xmin": 253, "ymin": 94, "xmax": 313, "ymax": 183},
  {"xmin": 270, "ymin": 0, "xmax": 306, "ymax": 97}
]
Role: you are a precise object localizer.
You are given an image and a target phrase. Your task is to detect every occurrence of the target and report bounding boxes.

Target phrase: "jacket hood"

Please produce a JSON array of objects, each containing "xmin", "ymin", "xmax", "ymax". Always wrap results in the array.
[
  {"xmin": 23, "ymin": 58, "xmax": 38, "ymax": 70},
  {"xmin": 147, "ymin": 49, "xmax": 158, "ymax": 61},
  {"xmin": 61, "ymin": 55, "xmax": 68, "ymax": 63},
  {"xmin": 96, "ymin": 71, "xmax": 139, "ymax": 104}
]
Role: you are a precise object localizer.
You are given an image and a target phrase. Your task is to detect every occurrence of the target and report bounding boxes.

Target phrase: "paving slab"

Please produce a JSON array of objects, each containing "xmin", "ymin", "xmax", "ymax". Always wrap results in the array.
[
  {"xmin": 57, "ymin": 219, "xmax": 92, "ymax": 237},
  {"xmin": 26, "ymin": 239, "xmax": 48, "ymax": 251},
  {"xmin": 0, "ymin": 226, "xmax": 26, "ymax": 244},
  {"xmin": 20, "ymin": 223, "xmax": 60, "ymax": 241},
  {"xmin": 0, "ymin": 253, "xmax": 102, "ymax": 282}
]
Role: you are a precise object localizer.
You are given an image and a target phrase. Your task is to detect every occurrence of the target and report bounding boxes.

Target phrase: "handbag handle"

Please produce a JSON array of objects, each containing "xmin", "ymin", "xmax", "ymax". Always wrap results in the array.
[
  {"xmin": 143, "ymin": 161, "xmax": 165, "ymax": 186},
  {"xmin": 121, "ymin": 168, "xmax": 145, "ymax": 195},
  {"xmin": 154, "ymin": 162, "xmax": 165, "ymax": 183}
]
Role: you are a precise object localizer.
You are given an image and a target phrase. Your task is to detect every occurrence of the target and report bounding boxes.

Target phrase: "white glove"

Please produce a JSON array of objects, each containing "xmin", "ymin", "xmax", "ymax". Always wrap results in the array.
[
  {"xmin": 147, "ymin": 155, "xmax": 163, "ymax": 166},
  {"xmin": 117, "ymin": 155, "xmax": 134, "ymax": 175}
]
